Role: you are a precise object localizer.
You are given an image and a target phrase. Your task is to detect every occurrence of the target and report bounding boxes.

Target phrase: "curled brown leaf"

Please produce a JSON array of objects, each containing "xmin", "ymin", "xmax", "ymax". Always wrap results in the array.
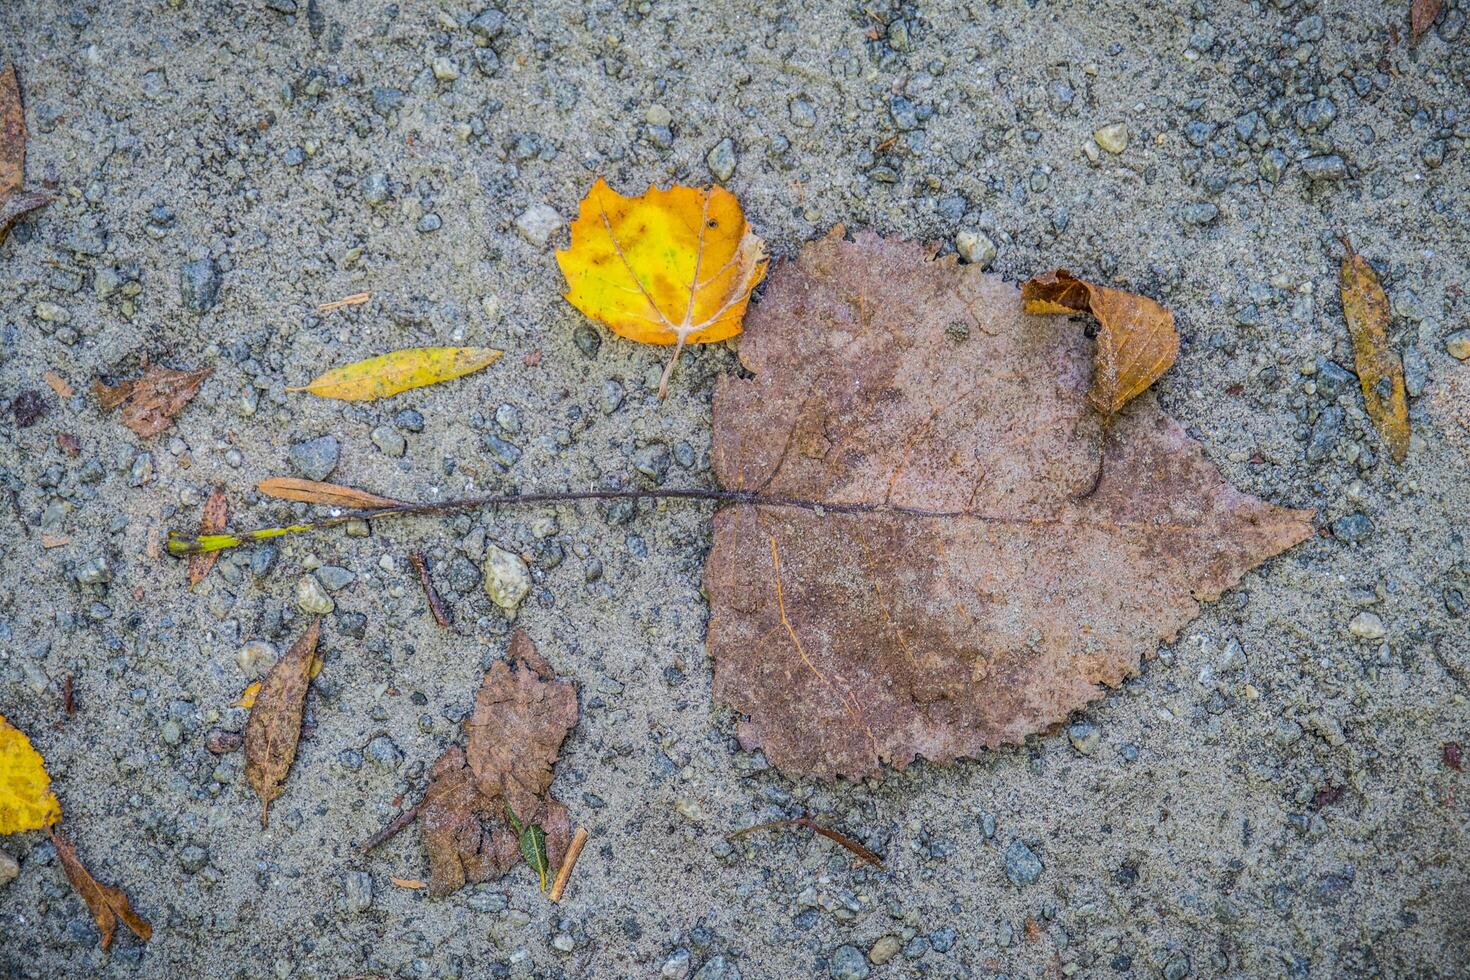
[
  {"xmin": 244, "ymin": 618, "xmax": 321, "ymax": 827},
  {"xmin": 1021, "ymin": 268, "xmax": 1179, "ymax": 418}
]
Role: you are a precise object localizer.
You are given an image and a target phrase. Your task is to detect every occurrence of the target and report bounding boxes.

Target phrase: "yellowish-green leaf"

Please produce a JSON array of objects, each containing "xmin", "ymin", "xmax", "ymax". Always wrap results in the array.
[
  {"xmin": 0, "ymin": 713, "xmax": 62, "ymax": 834},
  {"xmin": 286, "ymin": 347, "xmax": 502, "ymax": 401}
]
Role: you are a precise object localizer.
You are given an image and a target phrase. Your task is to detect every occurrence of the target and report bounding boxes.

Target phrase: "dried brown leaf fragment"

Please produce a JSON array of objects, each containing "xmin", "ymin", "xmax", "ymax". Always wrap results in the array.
[
  {"xmin": 0, "ymin": 64, "xmax": 53, "ymax": 243},
  {"xmin": 50, "ymin": 825, "xmax": 152, "ymax": 951},
  {"xmin": 93, "ymin": 364, "xmax": 212, "ymax": 438},
  {"xmin": 1412, "ymin": 0, "xmax": 1443, "ymax": 38},
  {"xmin": 244, "ymin": 618, "xmax": 321, "ymax": 826}
]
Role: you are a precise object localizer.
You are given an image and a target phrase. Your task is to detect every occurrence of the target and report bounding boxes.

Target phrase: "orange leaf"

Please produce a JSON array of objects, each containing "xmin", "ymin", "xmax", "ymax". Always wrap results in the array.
[
  {"xmin": 1339, "ymin": 240, "xmax": 1410, "ymax": 463},
  {"xmin": 1021, "ymin": 269, "xmax": 1179, "ymax": 418},
  {"xmin": 257, "ymin": 477, "xmax": 405, "ymax": 509},
  {"xmin": 556, "ymin": 178, "xmax": 767, "ymax": 398},
  {"xmin": 93, "ymin": 364, "xmax": 212, "ymax": 438},
  {"xmin": 188, "ymin": 486, "xmax": 229, "ymax": 587},
  {"xmin": 390, "ymin": 876, "xmax": 428, "ymax": 890},
  {"xmin": 49, "ymin": 826, "xmax": 152, "ymax": 951},
  {"xmin": 43, "ymin": 370, "xmax": 73, "ymax": 398}
]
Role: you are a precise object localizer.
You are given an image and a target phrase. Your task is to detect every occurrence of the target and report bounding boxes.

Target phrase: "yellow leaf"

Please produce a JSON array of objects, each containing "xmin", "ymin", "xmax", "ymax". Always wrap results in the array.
[
  {"xmin": 556, "ymin": 178, "xmax": 768, "ymax": 398},
  {"xmin": 0, "ymin": 713, "xmax": 62, "ymax": 834},
  {"xmin": 1339, "ymin": 239, "xmax": 1409, "ymax": 463},
  {"xmin": 286, "ymin": 347, "xmax": 502, "ymax": 401},
  {"xmin": 236, "ymin": 681, "xmax": 262, "ymax": 709}
]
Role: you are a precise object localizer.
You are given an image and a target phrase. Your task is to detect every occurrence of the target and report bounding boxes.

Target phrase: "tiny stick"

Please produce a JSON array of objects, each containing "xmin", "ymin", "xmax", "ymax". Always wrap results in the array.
[
  {"xmin": 549, "ymin": 827, "xmax": 589, "ymax": 902},
  {"xmin": 361, "ymin": 802, "xmax": 422, "ymax": 854}
]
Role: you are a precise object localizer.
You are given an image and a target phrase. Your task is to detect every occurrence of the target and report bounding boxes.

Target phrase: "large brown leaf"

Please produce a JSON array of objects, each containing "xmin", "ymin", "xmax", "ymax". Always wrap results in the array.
[
  {"xmin": 465, "ymin": 629, "xmax": 579, "ymax": 824},
  {"xmin": 244, "ymin": 618, "xmax": 320, "ymax": 826},
  {"xmin": 93, "ymin": 364, "xmax": 212, "ymax": 438},
  {"xmin": 50, "ymin": 826, "xmax": 152, "ymax": 951},
  {"xmin": 419, "ymin": 746, "xmax": 505, "ymax": 896},
  {"xmin": 705, "ymin": 231, "xmax": 1313, "ymax": 780}
]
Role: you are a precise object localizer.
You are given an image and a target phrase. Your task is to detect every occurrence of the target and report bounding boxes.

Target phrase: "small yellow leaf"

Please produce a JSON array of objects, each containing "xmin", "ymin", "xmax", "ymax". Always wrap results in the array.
[
  {"xmin": 556, "ymin": 178, "xmax": 767, "ymax": 398},
  {"xmin": 0, "ymin": 713, "xmax": 62, "ymax": 835},
  {"xmin": 235, "ymin": 681, "xmax": 262, "ymax": 709},
  {"xmin": 286, "ymin": 347, "xmax": 502, "ymax": 401},
  {"xmin": 1339, "ymin": 239, "xmax": 1410, "ymax": 463}
]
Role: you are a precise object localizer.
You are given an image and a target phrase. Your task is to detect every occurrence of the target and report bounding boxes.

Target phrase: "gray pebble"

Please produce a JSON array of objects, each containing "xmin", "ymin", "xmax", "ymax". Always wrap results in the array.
[
  {"xmin": 515, "ymin": 204, "xmax": 564, "ymax": 247},
  {"xmin": 289, "ymin": 436, "xmax": 340, "ymax": 481},
  {"xmin": 867, "ymin": 937, "xmax": 901, "ymax": 965},
  {"xmin": 661, "ymin": 948, "xmax": 692, "ymax": 979},
  {"xmin": 251, "ymin": 546, "xmax": 279, "ymax": 580},
  {"xmin": 707, "ymin": 139, "xmax": 737, "ymax": 182},
  {"xmin": 574, "ymin": 324, "xmax": 602, "ymax": 357},
  {"xmin": 955, "ymin": 229, "xmax": 996, "ymax": 268},
  {"xmin": 361, "ymin": 173, "xmax": 389, "ymax": 205},
  {"xmin": 178, "ymin": 844, "xmax": 209, "ymax": 874},
  {"xmin": 1301, "ymin": 155, "xmax": 1347, "ymax": 181},
  {"xmin": 342, "ymin": 871, "xmax": 373, "ymax": 913},
  {"xmin": 0, "ymin": 851, "xmax": 17, "ymax": 888},
  {"xmin": 366, "ymin": 734, "xmax": 402, "ymax": 770},
  {"xmin": 469, "ymin": 8, "xmax": 505, "ymax": 38},
  {"xmin": 371, "ymin": 425, "xmax": 407, "ymax": 457},
  {"xmin": 179, "ymin": 259, "xmax": 221, "ymax": 314},
  {"xmin": 601, "ymin": 379, "xmax": 625, "ymax": 414},
  {"xmin": 1067, "ymin": 720, "xmax": 1100, "ymax": 755},
  {"xmin": 1444, "ymin": 330, "xmax": 1470, "ymax": 361},
  {"xmin": 1181, "ymin": 202, "xmax": 1219, "ymax": 226},
  {"xmin": 789, "ymin": 96, "xmax": 816, "ymax": 128},
  {"xmin": 1259, "ymin": 148, "xmax": 1287, "ymax": 183},
  {"xmin": 1315, "ymin": 359, "xmax": 1356, "ymax": 399},
  {"xmin": 296, "ymin": 574, "xmax": 335, "ymax": 614},
  {"xmin": 416, "ymin": 213, "xmax": 442, "ymax": 233},
  {"xmin": 394, "ymin": 409, "xmax": 425, "ymax": 432},
  {"xmin": 1306, "ymin": 406, "xmax": 1343, "ymax": 463},
  {"xmin": 315, "ymin": 566, "xmax": 355, "ymax": 592},
  {"xmin": 128, "ymin": 451, "xmax": 154, "ymax": 487},
  {"xmin": 74, "ymin": 556, "xmax": 112, "ymax": 585},
  {"xmin": 483, "ymin": 544, "xmax": 530, "ymax": 612},
  {"xmin": 692, "ymin": 955, "xmax": 740, "ymax": 980},
  {"xmin": 1093, "ymin": 123, "xmax": 1128, "ymax": 154},
  {"xmin": 1331, "ymin": 512, "xmax": 1373, "ymax": 544},
  {"xmin": 1003, "ymin": 839, "xmax": 1044, "ymax": 885},
  {"xmin": 828, "ymin": 944, "xmax": 870, "ymax": 980}
]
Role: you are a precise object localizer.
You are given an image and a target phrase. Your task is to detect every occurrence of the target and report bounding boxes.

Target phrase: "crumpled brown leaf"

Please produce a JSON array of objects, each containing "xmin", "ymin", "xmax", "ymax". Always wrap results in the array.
[
  {"xmin": 706, "ymin": 231, "xmax": 1314, "ymax": 780},
  {"xmin": 412, "ymin": 630, "xmax": 575, "ymax": 895},
  {"xmin": 1339, "ymin": 239, "xmax": 1410, "ymax": 463},
  {"xmin": 187, "ymin": 486, "xmax": 229, "ymax": 587},
  {"xmin": 93, "ymin": 364, "xmax": 212, "ymax": 438},
  {"xmin": 50, "ymin": 825, "xmax": 152, "ymax": 951},
  {"xmin": 466, "ymin": 629, "xmax": 579, "ymax": 823},
  {"xmin": 1021, "ymin": 268, "xmax": 1179, "ymax": 418},
  {"xmin": 0, "ymin": 64, "xmax": 53, "ymax": 243},
  {"xmin": 244, "ymin": 618, "xmax": 321, "ymax": 826}
]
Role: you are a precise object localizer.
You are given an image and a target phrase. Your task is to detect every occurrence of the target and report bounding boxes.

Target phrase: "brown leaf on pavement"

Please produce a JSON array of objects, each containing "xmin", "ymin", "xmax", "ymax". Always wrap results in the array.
[
  {"xmin": 706, "ymin": 231, "xmax": 1313, "ymax": 780},
  {"xmin": 1339, "ymin": 239, "xmax": 1410, "ymax": 463},
  {"xmin": 0, "ymin": 65, "xmax": 53, "ymax": 242},
  {"xmin": 1412, "ymin": 0, "xmax": 1443, "ymax": 37},
  {"xmin": 93, "ymin": 364, "xmax": 212, "ymax": 438},
  {"xmin": 1021, "ymin": 268, "xmax": 1179, "ymax": 418},
  {"xmin": 465, "ymin": 629, "xmax": 579, "ymax": 824},
  {"xmin": 419, "ymin": 746, "xmax": 503, "ymax": 896},
  {"xmin": 244, "ymin": 618, "xmax": 321, "ymax": 826},
  {"xmin": 49, "ymin": 825, "xmax": 152, "ymax": 951},
  {"xmin": 188, "ymin": 486, "xmax": 229, "ymax": 586}
]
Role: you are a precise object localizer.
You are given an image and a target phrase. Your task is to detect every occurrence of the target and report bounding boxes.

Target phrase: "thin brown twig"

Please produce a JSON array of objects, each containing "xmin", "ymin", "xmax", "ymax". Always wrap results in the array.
[
  {"xmin": 406, "ymin": 551, "xmax": 452, "ymax": 627},
  {"xmin": 549, "ymin": 827, "xmax": 589, "ymax": 902},
  {"xmin": 727, "ymin": 814, "xmax": 884, "ymax": 868},
  {"xmin": 62, "ymin": 674, "xmax": 76, "ymax": 717},
  {"xmin": 317, "ymin": 291, "xmax": 371, "ymax": 314},
  {"xmin": 360, "ymin": 802, "xmax": 422, "ymax": 854}
]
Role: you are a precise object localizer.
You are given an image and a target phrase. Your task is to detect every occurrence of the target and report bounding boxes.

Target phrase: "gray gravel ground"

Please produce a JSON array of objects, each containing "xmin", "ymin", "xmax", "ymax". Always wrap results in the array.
[{"xmin": 3, "ymin": 0, "xmax": 1469, "ymax": 977}]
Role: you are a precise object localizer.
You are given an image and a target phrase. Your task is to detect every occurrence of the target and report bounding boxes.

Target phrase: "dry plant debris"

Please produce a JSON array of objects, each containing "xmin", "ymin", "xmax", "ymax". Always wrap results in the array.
[
  {"xmin": 286, "ymin": 346, "xmax": 502, "ymax": 401},
  {"xmin": 93, "ymin": 364, "xmax": 212, "ymax": 438},
  {"xmin": 1338, "ymin": 238, "xmax": 1410, "ymax": 463},
  {"xmin": 244, "ymin": 618, "xmax": 322, "ymax": 826}
]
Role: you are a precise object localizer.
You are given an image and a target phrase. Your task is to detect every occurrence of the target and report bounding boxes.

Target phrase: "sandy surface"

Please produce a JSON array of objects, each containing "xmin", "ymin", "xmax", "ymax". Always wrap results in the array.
[{"xmin": 2, "ymin": 1, "xmax": 1468, "ymax": 977}]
